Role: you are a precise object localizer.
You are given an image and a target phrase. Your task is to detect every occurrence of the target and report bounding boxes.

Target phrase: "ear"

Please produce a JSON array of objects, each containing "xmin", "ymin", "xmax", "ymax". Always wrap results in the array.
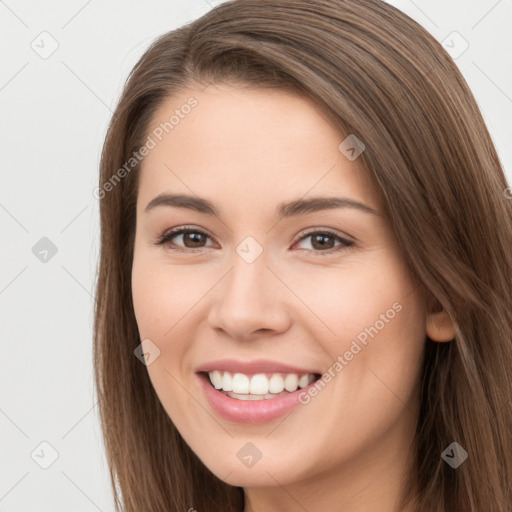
[{"xmin": 425, "ymin": 294, "xmax": 455, "ymax": 343}]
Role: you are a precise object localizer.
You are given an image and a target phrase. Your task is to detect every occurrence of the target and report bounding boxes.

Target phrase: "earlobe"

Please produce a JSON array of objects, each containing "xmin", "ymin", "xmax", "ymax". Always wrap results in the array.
[
  {"xmin": 426, "ymin": 309, "xmax": 455, "ymax": 342},
  {"xmin": 423, "ymin": 291, "xmax": 455, "ymax": 342}
]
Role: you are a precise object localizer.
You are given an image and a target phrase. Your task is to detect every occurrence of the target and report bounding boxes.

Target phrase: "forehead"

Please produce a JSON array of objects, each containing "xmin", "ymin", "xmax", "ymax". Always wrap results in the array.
[{"xmin": 136, "ymin": 84, "xmax": 381, "ymax": 216}]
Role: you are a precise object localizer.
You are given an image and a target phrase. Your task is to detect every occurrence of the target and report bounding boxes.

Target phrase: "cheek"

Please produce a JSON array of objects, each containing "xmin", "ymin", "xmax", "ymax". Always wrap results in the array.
[
  {"xmin": 285, "ymin": 256, "xmax": 418, "ymax": 345},
  {"xmin": 131, "ymin": 254, "xmax": 215, "ymax": 396},
  {"xmin": 131, "ymin": 253, "xmax": 206, "ymax": 338},
  {"xmin": 317, "ymin": 269, "xmax": 426, "ymax": 413},
  {"xmin": 131, "ymin": 256, "xmax": 206, "ymax": 422},
  {"xmin": 286, "ymin": 264, "xmax": 425, "ymax": 468},
  {"xmin": 287, "ymin": 254, "xmax": 426, "ymax": 396}
]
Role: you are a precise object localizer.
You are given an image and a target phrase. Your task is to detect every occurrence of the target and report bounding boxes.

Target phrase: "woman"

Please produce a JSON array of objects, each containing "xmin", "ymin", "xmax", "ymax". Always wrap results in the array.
[{"xmin": 93, "ymin": 1, "xmax": 512, "ymax": 511}]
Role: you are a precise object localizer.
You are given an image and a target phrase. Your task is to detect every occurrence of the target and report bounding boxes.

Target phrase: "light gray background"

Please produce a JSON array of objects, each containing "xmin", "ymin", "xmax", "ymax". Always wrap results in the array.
[{"xmin": 1, "ymin": 1, "xmax": 511, "ymax": 510}]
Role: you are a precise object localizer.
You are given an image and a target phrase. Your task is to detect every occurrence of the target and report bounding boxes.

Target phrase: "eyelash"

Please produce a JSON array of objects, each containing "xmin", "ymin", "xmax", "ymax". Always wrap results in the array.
[{"xmin": 154, "ymin": 225, "xmax": 355, "ymax": 256}]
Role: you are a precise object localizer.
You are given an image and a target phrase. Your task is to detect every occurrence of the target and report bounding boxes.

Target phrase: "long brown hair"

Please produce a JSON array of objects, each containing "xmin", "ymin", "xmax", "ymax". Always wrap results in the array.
[{"xmin": 93, "ymin": 1, "xmax": 512, "ymax": 510}]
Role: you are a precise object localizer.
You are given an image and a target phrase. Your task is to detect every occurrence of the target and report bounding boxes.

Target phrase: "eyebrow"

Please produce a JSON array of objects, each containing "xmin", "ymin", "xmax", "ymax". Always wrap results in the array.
[{"xmin": 144, "ymin": 193, "xmax": 381, "ymax": 218}]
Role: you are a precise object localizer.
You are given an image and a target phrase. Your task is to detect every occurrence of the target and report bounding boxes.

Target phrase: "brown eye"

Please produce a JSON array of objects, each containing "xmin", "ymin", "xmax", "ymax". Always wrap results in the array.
[
  {"xmin": 157, "ymin": 227, "xmax": 214, "ymax": 251},
  {"xmin": 310, "ymin": 233, "xmax": 336, "ymax": 250},
  {"xmin": 180, "ymin": 231, "xmax": 208, "ymax": 248},
  {"xmin": 294, "ymin": 229, "xmax": 355, "ymax": 255},
  {"xmin": 155, "ymin": 226, "xmax": 354, "ymax": 256}
]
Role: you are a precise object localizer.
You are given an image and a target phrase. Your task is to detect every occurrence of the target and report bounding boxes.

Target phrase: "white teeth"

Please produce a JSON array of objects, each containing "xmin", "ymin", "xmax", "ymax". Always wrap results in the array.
[
  {"xmin": 249, "ymin": 374, "xmax": 269, "ymax": 395},
  {"xmin": 298, "ymin": 374, "xmax": 310, "ymax": 388},
  {"xmin": 232, "ymin": 373, "xmax": 250, "ymax": 394},
  {"xmin": 210, "ymin": 370, "xmax": 222, "ymax": 389},
  {"xmin": 207, "ymin": 370, "xmax": 316, "ymax": 396},
  {"xmin": 269, "ymin": 374, "xmax": 285, "ymax": 394},
  {"xmin": 222, "ymin": 371, "xmax": 233, "ymax": 392},
  {"xmin": 284, "ymin": 374, "xmax": 299, "ymax": 392},
  {"xmin": 226, "ymin": 390, "xmax": 291, "ymax": 400}
]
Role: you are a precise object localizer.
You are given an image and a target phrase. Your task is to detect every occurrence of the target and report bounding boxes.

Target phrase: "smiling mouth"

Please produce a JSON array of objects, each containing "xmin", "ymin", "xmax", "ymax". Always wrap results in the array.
[{"xmin": 202, "ymin": 370, "xmax": 322, "ymax": 401}]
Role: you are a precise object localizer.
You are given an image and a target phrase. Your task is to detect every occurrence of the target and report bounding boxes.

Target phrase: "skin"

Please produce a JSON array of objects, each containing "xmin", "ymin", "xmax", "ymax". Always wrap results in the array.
[{"xmin": 131, "ymin": 83, "xmax": 455, "ymax": 512}]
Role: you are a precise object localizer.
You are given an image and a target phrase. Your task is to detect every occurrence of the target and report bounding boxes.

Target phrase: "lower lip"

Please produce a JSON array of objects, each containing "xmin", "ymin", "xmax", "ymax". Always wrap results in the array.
[{"xmin": 198, "ymin": 372, "xmax": 317, "ymax": 424}]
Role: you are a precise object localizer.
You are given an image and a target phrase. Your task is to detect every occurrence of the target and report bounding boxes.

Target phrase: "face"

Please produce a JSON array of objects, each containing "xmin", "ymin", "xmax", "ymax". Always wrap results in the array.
[{"xmin": 131, "ymin": 84, "xmax": 427, "ymax": 490}]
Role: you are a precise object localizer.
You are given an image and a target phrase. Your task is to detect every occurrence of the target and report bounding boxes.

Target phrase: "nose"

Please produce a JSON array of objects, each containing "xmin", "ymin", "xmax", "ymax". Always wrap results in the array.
[{"xmin": 207, "ymin": 249, "xmax": 291, "ymax": 341}]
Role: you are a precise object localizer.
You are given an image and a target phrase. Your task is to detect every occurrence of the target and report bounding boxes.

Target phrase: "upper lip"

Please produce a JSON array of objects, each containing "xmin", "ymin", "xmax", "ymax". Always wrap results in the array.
[{"xmin": 196, "ymin": 359, "xmax": 320, "ymax": 375}]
